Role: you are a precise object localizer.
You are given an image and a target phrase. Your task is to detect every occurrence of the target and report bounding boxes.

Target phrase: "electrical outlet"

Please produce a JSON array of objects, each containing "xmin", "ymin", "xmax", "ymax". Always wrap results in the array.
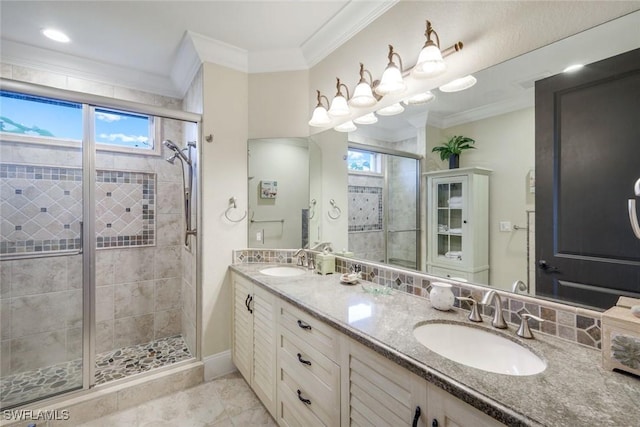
[
  {"xmin": 256, "ymin": 231, "xmax": 262, "ymax": 241},
  {"xmin": 499, "ymin": 221, "xmax": 512, "ymax": 232}
]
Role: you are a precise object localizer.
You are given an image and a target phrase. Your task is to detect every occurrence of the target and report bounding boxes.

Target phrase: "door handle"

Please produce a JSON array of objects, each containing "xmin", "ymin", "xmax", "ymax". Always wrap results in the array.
[
  {"xmin": 412, "ymin": 406, "xmax": 421, "ymax": 427},
  {"xmin": 247, "ymin": 295, "xmax": 253, "ymax": 313},
  {"xmin": 537, "ymin": 260, "xmax": 559, "ymax": 273}
]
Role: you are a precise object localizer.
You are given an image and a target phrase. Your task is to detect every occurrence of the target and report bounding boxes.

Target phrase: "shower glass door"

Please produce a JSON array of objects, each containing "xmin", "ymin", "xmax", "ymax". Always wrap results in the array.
[
  {"xmin": 386, "ymin": 155, "xmax": 419, "ymax": 270},
  {"xmin": 0, "ymin": 91, "xmax": 85, "ymax": 408}
]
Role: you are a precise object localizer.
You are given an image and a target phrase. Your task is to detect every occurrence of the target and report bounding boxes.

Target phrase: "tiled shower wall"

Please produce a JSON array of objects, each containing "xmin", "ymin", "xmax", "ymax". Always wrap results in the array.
[
  {"xmin": 0, "ymin": 64, "xmax": 194, "ymax": 377},
  {"xmin": 348, "ymin": 174, "xmax": 385, "ymax": 263}
]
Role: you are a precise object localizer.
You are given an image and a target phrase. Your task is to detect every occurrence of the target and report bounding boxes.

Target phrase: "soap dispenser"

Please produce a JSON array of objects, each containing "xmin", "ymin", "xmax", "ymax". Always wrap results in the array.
[{"xmin": 315, "ymin": 248, "xmax": 335, "ymax": 275}]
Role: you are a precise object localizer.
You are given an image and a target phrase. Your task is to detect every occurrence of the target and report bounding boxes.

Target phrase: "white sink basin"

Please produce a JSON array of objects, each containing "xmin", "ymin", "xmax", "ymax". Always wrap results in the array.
[
  {"xmin": 259, "ymin": 266, "xmax": 307, "ymax": 277},
  {"xmin": 413, "ymin": 322, "xmax": 546, "ymax": 376}
]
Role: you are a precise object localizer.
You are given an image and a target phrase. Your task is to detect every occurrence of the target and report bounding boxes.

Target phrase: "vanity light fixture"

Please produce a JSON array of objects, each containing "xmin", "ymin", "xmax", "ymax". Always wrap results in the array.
[
  {"xmin": 376, "ymin": 102, "xmax": 405, "ymax": 116},
  {"xmin": 308, "ymin": 90, "xmax": 331, "ymax": 127},
  {"xmin": 563, "ymin": 64, "xmax": 584, "ymax": 73},
  {"xmin": 349, "ymin": 63, "xmax": 379, "ymax": 108},
  {"xmin": 42, "ymin": 28, "xmax": 70, "ymax": 43},
  {"xmin": 334, "ymin": 120, "xmax": 357, "ymax": 132},
  {"xmin": 375, "ymin": 45, "xmax": 407, "ymax": 96},
  {"xmin": 403, "ymin": 91, "xmax": 436, "ymax": 105},
  {"xmin": 439, "ymin": 75, "xmax": 477, "ymax": 92},
  {"xmin": 353, "ymin": 112, "xmax": 378, "ymax": 125},
  {"xmin": 412, "ymin": 20, "xmax": 446, "ymax": 78},
  {"xmin": 328, "ymin": 78, "xmax": 351, "ymax": 117}
]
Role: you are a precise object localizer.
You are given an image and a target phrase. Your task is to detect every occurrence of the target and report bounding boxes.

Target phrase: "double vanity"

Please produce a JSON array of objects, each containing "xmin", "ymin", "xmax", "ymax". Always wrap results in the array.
[{"xmin": 230, "ymin": 260, "xmax": 640, "ymax": 426}]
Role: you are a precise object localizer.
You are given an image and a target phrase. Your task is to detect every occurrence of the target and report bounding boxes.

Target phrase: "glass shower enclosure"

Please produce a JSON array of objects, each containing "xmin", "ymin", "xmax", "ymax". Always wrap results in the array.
[{"xmin": 0, "ymin": 86, "xmax": 199, "ymax": 409}]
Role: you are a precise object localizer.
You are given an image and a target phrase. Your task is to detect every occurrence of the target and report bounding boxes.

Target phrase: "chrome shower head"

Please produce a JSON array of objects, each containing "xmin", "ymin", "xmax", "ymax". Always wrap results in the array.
[{"xmin": 163, "ymin": 140, "xmax": 191, "ymax": 165}]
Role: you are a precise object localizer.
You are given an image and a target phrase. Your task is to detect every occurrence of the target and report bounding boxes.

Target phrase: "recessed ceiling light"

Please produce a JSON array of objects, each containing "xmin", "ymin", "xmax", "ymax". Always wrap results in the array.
[
  {"xmin": 563, "ymin": 64, "xmax": 584, "ymax": 73},
  {"xmin": 42, "ymin": 28, "xmax": 70, "ymax": 43},
  {"xmin": 439, "ymin": 75, "xmax": 477, "ymax": 93}
]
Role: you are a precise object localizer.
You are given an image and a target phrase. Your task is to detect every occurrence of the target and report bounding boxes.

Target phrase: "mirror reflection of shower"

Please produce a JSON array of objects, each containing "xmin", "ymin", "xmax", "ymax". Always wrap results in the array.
[{"xmin": 163, "ymin": 139, "xmax": 197, "ymax": 245}]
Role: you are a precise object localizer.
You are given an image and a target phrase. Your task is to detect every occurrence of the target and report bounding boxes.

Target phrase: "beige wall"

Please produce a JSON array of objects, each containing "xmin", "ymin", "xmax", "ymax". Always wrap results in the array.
[
  {"xmin": 248, "ymin": 70, "xmax": 309, "ymax": 139},
  {"xmin": 200, "ymin": 62, "xmax": 248, "ymax": 357},
  {"xmin": 438, "ymin": 108, "xmax": 535, "ymax": 291}
]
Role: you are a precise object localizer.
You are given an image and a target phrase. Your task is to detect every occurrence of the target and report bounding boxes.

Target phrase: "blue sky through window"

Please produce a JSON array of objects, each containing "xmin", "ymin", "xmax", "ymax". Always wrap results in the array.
[
  {"xmin": 94, "ymin": 108, "xmax": 151, "ymax": 149},
  {"xmin": 0, "ymin": 90, "xmax": 82, "ymax": 139},
  {"xmin": 0, "ymin": 91, "xmax": 152, "ymax": 150}
]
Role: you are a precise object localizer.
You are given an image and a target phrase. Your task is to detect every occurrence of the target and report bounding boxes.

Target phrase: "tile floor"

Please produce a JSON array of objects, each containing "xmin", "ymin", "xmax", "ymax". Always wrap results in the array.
[{"xmin": 76, "ymin": 372, "xmax": 276, "ymax": 427}]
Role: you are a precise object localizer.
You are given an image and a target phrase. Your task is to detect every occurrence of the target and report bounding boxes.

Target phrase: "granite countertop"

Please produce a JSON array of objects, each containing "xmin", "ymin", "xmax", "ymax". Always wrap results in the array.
[{"xmin": 230, "ymin": 263, "xmax": 640, "ymax": 427}]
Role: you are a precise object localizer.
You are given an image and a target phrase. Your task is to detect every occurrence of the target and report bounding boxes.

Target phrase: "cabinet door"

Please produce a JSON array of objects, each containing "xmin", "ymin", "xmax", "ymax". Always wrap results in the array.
[
  {"xmin": 428, "ymin": 385, "xmax": 504, "ymax": 427},
  {"xmin": 232, "ymin": 275, "xmax": 253, "ymax": 382},
  {"xmin": 252, "ymin": 285, "xmax": 278, "ymax": 418},
  {"xmin": 432, "ymin": 176, "xmax": 468, "ymax": 268},
  {"xmin": 346, "ymin": 339, "xmax": 427, "ymax": 427}
]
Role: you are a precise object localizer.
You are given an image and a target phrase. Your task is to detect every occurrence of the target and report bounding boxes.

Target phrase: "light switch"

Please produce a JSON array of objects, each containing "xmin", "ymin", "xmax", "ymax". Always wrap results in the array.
[
  {"xmin": 256, "ymin": 231, "xmax": 262, "ymax": 241},
  {"xmin": 499, "ymin": 221, "xmax": 512, "ymax": 232}
]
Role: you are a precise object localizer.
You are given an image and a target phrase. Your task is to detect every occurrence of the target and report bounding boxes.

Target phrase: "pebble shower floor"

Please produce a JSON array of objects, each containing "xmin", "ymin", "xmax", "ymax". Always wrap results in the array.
[{"xmin": 0, "ymin": 335, "xmax": 192, "ymax": 409}]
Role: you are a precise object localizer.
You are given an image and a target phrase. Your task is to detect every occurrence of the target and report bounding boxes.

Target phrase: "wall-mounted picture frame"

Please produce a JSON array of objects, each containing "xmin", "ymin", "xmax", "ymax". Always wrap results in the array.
[{"xmin": 260, "ymin": 180, "xmax": 278, "ymax": 199}]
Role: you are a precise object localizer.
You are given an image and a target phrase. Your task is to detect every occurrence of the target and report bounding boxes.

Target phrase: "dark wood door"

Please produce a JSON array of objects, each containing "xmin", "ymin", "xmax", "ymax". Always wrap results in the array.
[{"xmin": 535, "ymin": 48, "xmax": 640, "ymax": 310}]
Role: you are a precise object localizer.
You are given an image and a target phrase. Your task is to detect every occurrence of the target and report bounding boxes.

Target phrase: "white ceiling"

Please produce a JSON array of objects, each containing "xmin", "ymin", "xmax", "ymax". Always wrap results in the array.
[{"xmin": 0, "ymin": 0, "xmax": 396, "ymax": 97}]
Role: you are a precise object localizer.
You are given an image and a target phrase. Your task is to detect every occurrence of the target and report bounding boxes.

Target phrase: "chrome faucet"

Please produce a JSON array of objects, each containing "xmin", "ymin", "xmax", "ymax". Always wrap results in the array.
[
  {"xmin": 480, "ymin": 290, "xmax": 508, "ymax": 329},
  {"xmin": 293, "ymin": 248, "xmax": 307, "ymax": 267},
  {"xmin": 310, "ymin": 241, "xmax": 333, "ymax": 253}
]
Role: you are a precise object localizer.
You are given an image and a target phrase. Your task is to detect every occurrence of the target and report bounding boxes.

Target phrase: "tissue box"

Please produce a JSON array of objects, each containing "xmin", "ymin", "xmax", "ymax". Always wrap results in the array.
[
  {"xmin": 315, "ymin": 253, "xmax": 335, "ymax": 275},
  {"xmin": 602, "ymin": 296, "xmax": 640, "ymax": 377}
]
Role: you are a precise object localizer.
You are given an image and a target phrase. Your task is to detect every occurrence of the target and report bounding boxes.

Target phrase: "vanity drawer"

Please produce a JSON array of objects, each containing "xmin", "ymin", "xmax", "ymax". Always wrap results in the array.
[
  {"xmin": 278, "ymin": 358, "xmax": 338, "ymax": 427},
  {"xmin": 279, "ymin": 301, "xmax": 339, "ymax": 362},
  {"xmin": 429, "ymin": 266, "xmax": 469, "ymax": 281},
  {"xmin": 279, "ymin": 327, "xmax": 340, "ymax": 392}
]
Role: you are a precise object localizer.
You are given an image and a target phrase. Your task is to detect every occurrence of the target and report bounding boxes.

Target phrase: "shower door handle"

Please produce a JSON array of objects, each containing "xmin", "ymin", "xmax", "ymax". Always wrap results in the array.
[{"xmin": 78, "ymin": 221, "xmax": 84, "ymax": 254}]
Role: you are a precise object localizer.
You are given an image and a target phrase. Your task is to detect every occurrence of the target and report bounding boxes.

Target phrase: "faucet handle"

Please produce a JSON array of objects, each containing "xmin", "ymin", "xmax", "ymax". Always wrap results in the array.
[
  {"xmin": 516, "ymin": 313, "xmax": 545, "ymax": 339},
  {"xmin": 456, "ymin": 297, "xmax": 482, "ymax": 322}
]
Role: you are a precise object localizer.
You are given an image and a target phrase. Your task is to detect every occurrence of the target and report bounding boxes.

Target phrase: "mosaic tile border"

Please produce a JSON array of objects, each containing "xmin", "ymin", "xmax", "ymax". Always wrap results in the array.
[
  {"xmin": 96, "ymin": 170, "xmax": 156, "ymax": 248},
  {"xmin": 348, "ymin": 185, "xmax": 383, "ymax": 232},
  {"xmin": 232, "ymin": 248, "xmax": 603, "ymax": 350},
  {"xmin": 0, "ymin": 163, "xmax": 156, "ymax": 255}
]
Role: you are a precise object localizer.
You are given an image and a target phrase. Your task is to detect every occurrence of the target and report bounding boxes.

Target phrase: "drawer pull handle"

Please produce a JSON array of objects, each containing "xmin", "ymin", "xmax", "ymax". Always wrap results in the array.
[
  {"xmin": 244, "ymin": 294, "xmax": 251, "ymax": 311},
  {"xmin": 297, "ymin": 353, "xmax": 312, "ymax": 366},
  {"xmin": 297, "ymin": 389, "xmax": 311, "ymax": 405},
  {"xmin": 297, "ymin": 320, "xmax": 312, "ymax": 330},
  {"xmin": 247, "ymin": 295, "xmax": 253, "ymax": 313},
  {"xmin": 412, "ymin": 406, "xmax": 421, "ymax": 427}
]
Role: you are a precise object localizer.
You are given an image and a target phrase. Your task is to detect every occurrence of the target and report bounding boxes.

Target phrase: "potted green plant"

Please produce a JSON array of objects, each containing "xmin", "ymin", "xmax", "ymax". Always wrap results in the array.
[{"xmin": 431, "ymin": 135, "xmax": 476, "ymax": 169}]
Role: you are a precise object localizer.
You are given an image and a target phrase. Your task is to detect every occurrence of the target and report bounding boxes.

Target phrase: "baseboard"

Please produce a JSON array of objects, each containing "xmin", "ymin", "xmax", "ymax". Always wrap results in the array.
[{"xmin": 203, "ymin": 350, "xmax": 237, "ymax": 381}]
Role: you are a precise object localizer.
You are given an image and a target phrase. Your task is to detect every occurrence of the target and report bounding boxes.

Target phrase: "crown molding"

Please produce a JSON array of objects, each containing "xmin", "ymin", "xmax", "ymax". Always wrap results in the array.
[
  {"xmin": 170, "ymin": 32, "xmax": 204, "ymax": 97},
  {"xmin": 248, "ymin": 48, "xmax": 309, "ymax": 73},
  {"xmin": 428, "ymin": 90, "xmax": 534, "ymax": 129},
  {"xmin": 1, "ymin": 39, "xmax": 181, "ymax": 98},
  {"xmin": 187, "ymin": 31, "xmax": 248, "ymax": 73},
  {"xmin": 301, "ymin": 0, "xmax": 399, "ymax": 68}
]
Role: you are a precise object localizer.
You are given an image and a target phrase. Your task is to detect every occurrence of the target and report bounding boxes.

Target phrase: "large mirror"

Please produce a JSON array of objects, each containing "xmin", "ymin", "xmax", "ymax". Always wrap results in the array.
[{"xmin": 304, "ymin": 11, "xmax": 640, "ymax": 310}]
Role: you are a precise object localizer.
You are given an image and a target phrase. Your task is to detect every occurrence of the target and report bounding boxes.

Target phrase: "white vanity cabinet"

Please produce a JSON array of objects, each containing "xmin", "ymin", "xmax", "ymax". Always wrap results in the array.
[
  {"xmin": 277, "ymin": 301, "xmax": 341, "ymax": 427},
  {"xmin": 425, "ymin": 167, "xmax": 491, "ymax": 283},
  {"xmin": 341, "ymin": 338, "xmax": 428, "ymax": 427},
  {"xmin": 231, "ymin": 274, "xmax": 278, "ymax": 417},
  {"xmin": 231, "ymin": 271, "xmax": 505, "ymax": 426}
]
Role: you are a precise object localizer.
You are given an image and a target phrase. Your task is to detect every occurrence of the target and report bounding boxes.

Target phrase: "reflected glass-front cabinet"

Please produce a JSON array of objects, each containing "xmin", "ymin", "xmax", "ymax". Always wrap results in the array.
[{"xmin": 425, "ymin": 167, "xmax": 491, "ymax": 283}]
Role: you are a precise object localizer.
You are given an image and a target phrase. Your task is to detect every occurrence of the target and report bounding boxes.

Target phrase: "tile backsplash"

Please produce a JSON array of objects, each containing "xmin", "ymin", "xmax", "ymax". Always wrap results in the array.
[{"xmin": 232, "ymin": 248, "xmax": 603, "ymax": 350}]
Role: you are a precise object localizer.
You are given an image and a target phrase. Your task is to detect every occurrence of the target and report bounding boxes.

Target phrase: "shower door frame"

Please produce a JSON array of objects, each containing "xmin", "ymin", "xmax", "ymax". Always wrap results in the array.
[
  {"xmin": 1, "ymin": 78, "xmax": 202, "ymax": 401},
  {"xmin": 348, "ymin": 142, "xmax": 422, "ymax": 269}
]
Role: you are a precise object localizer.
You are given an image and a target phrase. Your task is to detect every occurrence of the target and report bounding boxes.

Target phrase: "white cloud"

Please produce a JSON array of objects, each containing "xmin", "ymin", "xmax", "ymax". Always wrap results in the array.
[
  {"xmin": 96, "ymin": 112, "xmax": 123, "ymax": 123},
  {"xmin": 99, "ymin": 133, "xmax": 149, "ymax": 144}
]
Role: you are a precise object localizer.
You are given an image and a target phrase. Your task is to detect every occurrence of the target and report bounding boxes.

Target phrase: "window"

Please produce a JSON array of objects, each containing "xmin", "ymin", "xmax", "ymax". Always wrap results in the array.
[
  {"xmin": 0, "ymin": 91, "xmax": 157, "ymax": 153},
  {"xmin": 0, "ymin": 90, "xmax": 82, "ymax": 140},
  {"xmin": 347, "ymin": 149, "xmax": 382, "ymax": 173},
  {"xmin": 94, "ymin": 108, "xmax": 154, "ymax": 150}
]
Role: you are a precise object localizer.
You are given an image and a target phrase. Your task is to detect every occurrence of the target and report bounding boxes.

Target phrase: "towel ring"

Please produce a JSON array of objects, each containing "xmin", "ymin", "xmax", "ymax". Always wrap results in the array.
[
  {"xmin": 309, "ymin": 199, "xmax": 317, "ymax": 219},
  {"xmin": 225, "ymin": 197, "xmax": 247, "ymax": 223},
  {"xmin": 328, "ymin": 199, "xmax": 341, "ymax": 220}
]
